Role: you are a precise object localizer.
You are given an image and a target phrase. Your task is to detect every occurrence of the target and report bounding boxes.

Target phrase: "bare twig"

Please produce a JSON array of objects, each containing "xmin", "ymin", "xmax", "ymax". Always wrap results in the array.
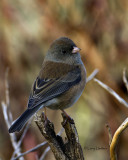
[
  {"xmin": 94, "ymin": 78, "xmax": 128, "ymax": 108},
  {"xmin": 11, "ymin": 119, "xmax": 32, "ymax": 160},
  {"xmin": 84, "ymin": 146, "xmax": 107, "ymax": 150},
  {"xmin": 1, "ymin": 69, "xmax": 24, "ymax": 160},
  {"xmin": 39, "ymin": 146, "xmax": 50, "ymax": 160},
  {"xmin": 5, "ymin": 68, "xmax": 10, "ymax": 108},
  {"xmin": 86, "ymin": 69, "xmax": 99, "ymax": 83},
  {"xmin": 106, "ymin": 124, "xmax": 112, "ymax": 146},
  {"xmin": 5, "ymin": 68, "xmax": 13, "ymax": 123},
  {"xmin": 1, "ymin": 102, "xmax": 11, "ymax": 128},
  {"xmin": 13, "ymin": 141, "xmax": 47, "ymax": 160},
  {"xmin": 123, "ymin": 68, "xmax": 128, "ymax": 92},
  {"xmin": 18, "ymin": 119, "xmax": 32, "ymax": 147},
  {"xmin": 110, "ymin": 118, "xmax": 128, "ymax": 160},
  {"xmin": 57, "ymin": 127, "xmax": 64, "ymax": 136}
]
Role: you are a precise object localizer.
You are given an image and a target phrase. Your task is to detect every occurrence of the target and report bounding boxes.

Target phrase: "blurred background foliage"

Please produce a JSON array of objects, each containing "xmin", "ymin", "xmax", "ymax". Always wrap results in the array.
[{"xmin": 0, "ymin": 0, "xmax": 128, "ymax": 159}]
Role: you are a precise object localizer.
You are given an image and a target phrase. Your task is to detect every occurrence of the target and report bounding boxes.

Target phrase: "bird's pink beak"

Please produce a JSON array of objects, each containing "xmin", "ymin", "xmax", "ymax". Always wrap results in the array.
[{"xmin": 72, "ymin": 47, "xmax": 81, "ymax": 54}]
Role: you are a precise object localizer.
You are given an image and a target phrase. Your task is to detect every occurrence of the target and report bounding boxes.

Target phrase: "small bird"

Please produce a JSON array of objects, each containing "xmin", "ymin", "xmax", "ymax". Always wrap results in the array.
[{"xmin": 9, "ymin": 37, "xmax": 86, "ymax": 133}]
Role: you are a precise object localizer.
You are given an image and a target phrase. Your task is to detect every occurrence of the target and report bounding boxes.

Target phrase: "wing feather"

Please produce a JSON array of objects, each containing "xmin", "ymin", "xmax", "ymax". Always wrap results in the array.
[{"xmin": 28, "ymin": 67, "xmax": 81, "ymax": 109}]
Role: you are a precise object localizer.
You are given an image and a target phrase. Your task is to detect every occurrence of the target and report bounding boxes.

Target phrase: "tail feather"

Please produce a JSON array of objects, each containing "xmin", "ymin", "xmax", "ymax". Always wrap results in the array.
[{"xmin": 9, "ymin": 106, "xmax": 41, "ymax": 133}]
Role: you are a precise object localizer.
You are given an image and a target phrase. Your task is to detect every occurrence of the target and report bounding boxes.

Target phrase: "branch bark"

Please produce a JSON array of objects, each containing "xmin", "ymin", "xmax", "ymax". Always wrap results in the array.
[{"xmin": 35, "ymin": 112, "xmax": 84, "ymax": 160}]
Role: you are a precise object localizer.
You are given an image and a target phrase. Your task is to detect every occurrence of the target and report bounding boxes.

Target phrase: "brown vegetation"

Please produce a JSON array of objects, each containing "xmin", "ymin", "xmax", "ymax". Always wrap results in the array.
[{"xmin": 0, "ymin": 0, "xmax": 128, "ymax": 159}]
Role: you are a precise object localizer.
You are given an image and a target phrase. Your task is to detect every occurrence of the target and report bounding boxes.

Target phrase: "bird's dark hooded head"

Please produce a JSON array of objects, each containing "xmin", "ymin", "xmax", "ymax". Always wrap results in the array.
[{"xmin": 45, "ymin": 37, "xmax": 82, "ymax": 65}]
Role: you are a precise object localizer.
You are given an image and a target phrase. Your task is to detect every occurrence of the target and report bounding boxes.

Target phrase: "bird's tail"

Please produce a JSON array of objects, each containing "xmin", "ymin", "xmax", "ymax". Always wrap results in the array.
[{"xmin": 9, "ymin": 106, "xmax": 41, "ymax": 133}]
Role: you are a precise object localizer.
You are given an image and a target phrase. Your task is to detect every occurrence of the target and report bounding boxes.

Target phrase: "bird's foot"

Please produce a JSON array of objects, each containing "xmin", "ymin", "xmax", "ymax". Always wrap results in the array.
[{"xmin": 61, "ymin": 110, "xmax": 73, "ymax": 125}]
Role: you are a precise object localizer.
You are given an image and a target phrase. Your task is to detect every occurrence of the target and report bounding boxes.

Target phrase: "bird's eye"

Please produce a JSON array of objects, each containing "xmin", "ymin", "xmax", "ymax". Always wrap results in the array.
[{"xmin": 62, "ymin": 50, "xmax": 66, "ymax": 54}]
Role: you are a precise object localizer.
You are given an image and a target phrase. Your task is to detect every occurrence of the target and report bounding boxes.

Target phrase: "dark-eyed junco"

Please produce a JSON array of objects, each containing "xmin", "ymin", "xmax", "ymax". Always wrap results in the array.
[{"xmin": 9, "ymin": 37, "xmax": 86, "ymax": 133}]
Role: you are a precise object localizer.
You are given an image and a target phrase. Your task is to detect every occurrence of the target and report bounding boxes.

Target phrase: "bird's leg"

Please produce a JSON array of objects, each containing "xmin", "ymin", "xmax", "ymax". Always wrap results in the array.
[
  {"xmin": 44, "ymin": 107, "xmax": 48, "ymax": 125},
  {"xmin": 44, "ymin": 107, "xmax": 47, "ymax": 117},
  {"xmin": 61, "ymin": 109, "xmax": 70, "ymax": 118}
]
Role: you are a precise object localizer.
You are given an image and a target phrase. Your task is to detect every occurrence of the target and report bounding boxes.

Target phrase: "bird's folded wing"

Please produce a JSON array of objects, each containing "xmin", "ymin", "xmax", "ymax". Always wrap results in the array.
[{"xmin": 28, "ymin": 67, "xmax": 81, "ymax": 109}]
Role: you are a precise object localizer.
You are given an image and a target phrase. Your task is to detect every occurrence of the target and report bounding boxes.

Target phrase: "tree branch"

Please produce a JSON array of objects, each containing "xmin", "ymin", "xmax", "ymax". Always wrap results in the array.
[
  {"xmin": 35, "ymin": 112, "xmax": 84, "ymax": 160},
  {"xmin": 94, "ymin": 78, "xmax": 128, "ymax": 108}
]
